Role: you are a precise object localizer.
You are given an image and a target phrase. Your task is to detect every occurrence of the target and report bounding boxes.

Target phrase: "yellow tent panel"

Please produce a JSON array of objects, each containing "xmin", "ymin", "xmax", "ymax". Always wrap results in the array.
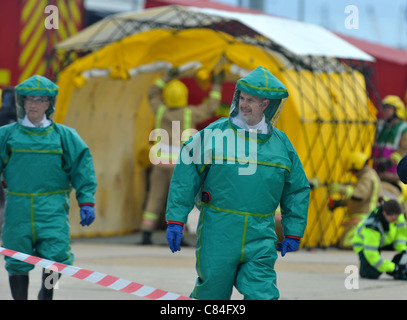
[
  {"xmin": 56, "ymin": 28, "xmax": 376, "ymax": 247},
  {"xmin": 277, "ymin": 69, "xmax": 376, "ymax": 247}
]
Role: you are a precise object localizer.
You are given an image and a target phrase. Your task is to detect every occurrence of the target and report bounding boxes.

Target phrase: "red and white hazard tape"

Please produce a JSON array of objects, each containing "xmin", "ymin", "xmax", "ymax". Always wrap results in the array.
[{"xmin": 0, "ymin": 246, "xmax": 192, "ymax": 300}]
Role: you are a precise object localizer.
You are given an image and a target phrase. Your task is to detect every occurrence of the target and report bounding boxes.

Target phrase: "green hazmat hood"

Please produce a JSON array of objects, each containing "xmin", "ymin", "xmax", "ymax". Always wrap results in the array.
[
  {"xmin": 14, "ymin": 75, "xmax": 59, "ymax": 121},
  {"xmin": 230, "ymin": 66, "xmax": 289, "ymax": 128}
]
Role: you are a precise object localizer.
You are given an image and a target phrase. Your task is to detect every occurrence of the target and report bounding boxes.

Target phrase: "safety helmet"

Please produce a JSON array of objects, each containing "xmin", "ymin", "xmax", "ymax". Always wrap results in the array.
[
  {"xmin": 346, "ymin": 151, "xmax": 368, "ymax": 171},
  {"xmin": 196, "ymin": 68, "xmax": 210, "ymax": 82},
  {"xmin": 163, "ymin": 79, "xmax": 188, "ymax": 108},
  {"xmin": 382, "ymin": 95, "xmax": 405, "ymax": 120},
  {"xmin": 196, "ymin": 68, "xmax": 210, "ymax": 90}
]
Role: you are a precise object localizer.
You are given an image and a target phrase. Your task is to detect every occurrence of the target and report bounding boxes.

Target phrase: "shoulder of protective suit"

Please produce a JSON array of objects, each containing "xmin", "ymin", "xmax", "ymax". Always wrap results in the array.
[
  {"xmin": 182, "ymin": 117, "xmax": 229, "ymax": 150},
  {"xmin": 0, "ymin": 121, "xmax": 18, "ymax": 130},
  {"xmin": 53, "ymin": 122, "xmax": 79, "ymax": 135},
  {"xmin": 205, "ymin": 117, "xmax": 229, "ymax": 130},
  {"xmin": 0, "ymin": 122, "xmax": 19, "ymax": 136},
  {"xmin": 271, "ymin": 127, "xmax": 297, "ymax": 151}
]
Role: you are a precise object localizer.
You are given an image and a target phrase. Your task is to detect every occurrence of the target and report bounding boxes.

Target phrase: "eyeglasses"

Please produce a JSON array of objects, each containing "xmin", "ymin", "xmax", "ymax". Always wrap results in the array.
[{"xmin": 25, "ymin": 97, "xmax": 49, "ymax": 105}]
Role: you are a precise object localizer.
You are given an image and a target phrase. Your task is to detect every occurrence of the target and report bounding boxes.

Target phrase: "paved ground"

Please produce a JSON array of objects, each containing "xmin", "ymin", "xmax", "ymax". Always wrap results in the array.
[{"xmin": 0, "ymin": 231, "xmax": 406, "ymax": 301}]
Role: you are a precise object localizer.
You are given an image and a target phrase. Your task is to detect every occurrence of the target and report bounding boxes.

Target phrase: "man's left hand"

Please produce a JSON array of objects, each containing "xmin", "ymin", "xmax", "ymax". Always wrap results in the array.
[
  {"xmin": 166, "ymin": 223, "xmax": 184, "ymax": 253},
  {"xmin": 80, "ymin": 205, "xmax": 95, "ymax": 226}
]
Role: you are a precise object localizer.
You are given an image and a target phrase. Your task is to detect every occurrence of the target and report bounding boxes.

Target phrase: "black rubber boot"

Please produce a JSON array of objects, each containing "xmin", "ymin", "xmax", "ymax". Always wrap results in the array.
[
  {"xmin": 140, "ymin": 231, "xmax": 153, "ymax": 245},
  {"xmin": 9, "ymin": 274, "xmax": 29, "ymax": 300},
  {"xmin": 38, "ymin": 269, "xmax": 61, "ymax": 300}
]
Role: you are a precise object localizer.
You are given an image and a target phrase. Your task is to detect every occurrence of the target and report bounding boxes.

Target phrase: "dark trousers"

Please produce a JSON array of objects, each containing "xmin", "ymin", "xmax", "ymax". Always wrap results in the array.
[{"xmin": 358, "ymin": 250, "xmax": 403, "ymax": 279}]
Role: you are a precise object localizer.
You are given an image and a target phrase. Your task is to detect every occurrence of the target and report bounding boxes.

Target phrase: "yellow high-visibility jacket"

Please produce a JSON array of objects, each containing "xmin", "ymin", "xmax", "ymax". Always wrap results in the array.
[{"xmin": 353, "ymin": 207, "xmax": 407, "ymax": 272}]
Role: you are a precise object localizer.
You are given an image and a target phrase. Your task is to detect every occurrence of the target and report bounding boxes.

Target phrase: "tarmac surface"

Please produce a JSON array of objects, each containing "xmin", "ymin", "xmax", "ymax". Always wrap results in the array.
[{"xmin": 0, "ymin": 230, "xmax": 406, "ymax": 301}]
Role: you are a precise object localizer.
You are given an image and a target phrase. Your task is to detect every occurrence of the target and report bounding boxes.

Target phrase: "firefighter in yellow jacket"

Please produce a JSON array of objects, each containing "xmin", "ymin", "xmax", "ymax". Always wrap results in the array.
[
  {"xmin": 352, "ymin": 199, "xmax": 407, "ymax": 280},
  {"xmin": 329, "ymin": 152, "xmax": 382, "ymax": 249},
  {"xmin": 140, "ymin": 67, "xmax": 223, "ymax": 244},
  {"xmin": 372, "ymin": 95, "xmax": 407, "ymax": 184}
]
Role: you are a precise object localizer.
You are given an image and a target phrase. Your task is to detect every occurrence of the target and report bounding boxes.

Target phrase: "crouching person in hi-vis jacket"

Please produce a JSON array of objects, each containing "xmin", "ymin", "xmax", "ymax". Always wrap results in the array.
[
  {"xmin": 0, "ymin": 75, "xmax": 97, "ymax": 299},
  {"xmin": 165, "ymin": 66, "xmax": 310, "ymax": 300},
  {"xmin": 352, "ymin": 199, "xmax": 407, "ymax": 280}
]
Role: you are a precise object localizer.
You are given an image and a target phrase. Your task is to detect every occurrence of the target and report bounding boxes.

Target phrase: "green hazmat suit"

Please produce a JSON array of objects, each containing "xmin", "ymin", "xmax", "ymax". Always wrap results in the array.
[
  {"xmin": 0, "ymin": 75, "xmax": 97, "ymax": 274},
  {"xmin": 166, "ymin": 66, "xmax": 310, "ymax": 300}
]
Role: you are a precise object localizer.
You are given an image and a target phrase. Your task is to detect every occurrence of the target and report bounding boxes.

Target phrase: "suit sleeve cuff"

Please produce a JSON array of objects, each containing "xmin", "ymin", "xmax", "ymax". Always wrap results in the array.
[
  {"xmin": 167, "ymin": 220, "xmax": 185, "ymax": 226},
  {"xmin": 286, "ymin": 235, "xmax": 301, "ymax": 240},
  {"xmin": 80, "ymin": 203, "xmax": 95, "ymax": 207}
]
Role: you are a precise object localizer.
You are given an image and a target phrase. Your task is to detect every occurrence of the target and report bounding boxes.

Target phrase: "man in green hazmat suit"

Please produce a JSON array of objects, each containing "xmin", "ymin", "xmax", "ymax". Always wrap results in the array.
[
  {"xmin": 0, "ymin": 75, "xmax": 97, "ymax": 300},
  {"xmin": 165, "ymin": 66, "xmax": 310, "ymax": 300}
]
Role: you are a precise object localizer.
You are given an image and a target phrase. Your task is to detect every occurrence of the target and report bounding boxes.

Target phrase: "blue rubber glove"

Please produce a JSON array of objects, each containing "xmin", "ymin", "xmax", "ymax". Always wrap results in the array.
[
  {"xmin": 166, "ymin": 223, "xmax": 184, "ymax": 253},
  {"xmin": 80, "ymin": 205, "xmax": 95, "ymax": 226},
  {"xmin": 276, "ymin": 237, "xmax": 300, "ymax": 257}
]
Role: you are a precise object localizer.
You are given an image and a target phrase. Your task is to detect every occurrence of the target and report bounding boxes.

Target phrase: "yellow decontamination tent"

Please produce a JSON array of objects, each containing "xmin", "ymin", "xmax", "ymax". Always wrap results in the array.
[{"xmin": 53, "ymin": 5, "xmax": 377, "ymax": 247}]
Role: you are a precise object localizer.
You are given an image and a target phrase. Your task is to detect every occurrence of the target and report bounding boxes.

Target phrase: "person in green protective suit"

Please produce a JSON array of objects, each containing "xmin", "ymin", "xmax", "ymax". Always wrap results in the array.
[
  {"xmin": 165, "ymin": 66, "xmax": 310, "ymax": 300},
  {"xmin": 0, "ymin": 75, "xmax": 97, "ymax": 300}
]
